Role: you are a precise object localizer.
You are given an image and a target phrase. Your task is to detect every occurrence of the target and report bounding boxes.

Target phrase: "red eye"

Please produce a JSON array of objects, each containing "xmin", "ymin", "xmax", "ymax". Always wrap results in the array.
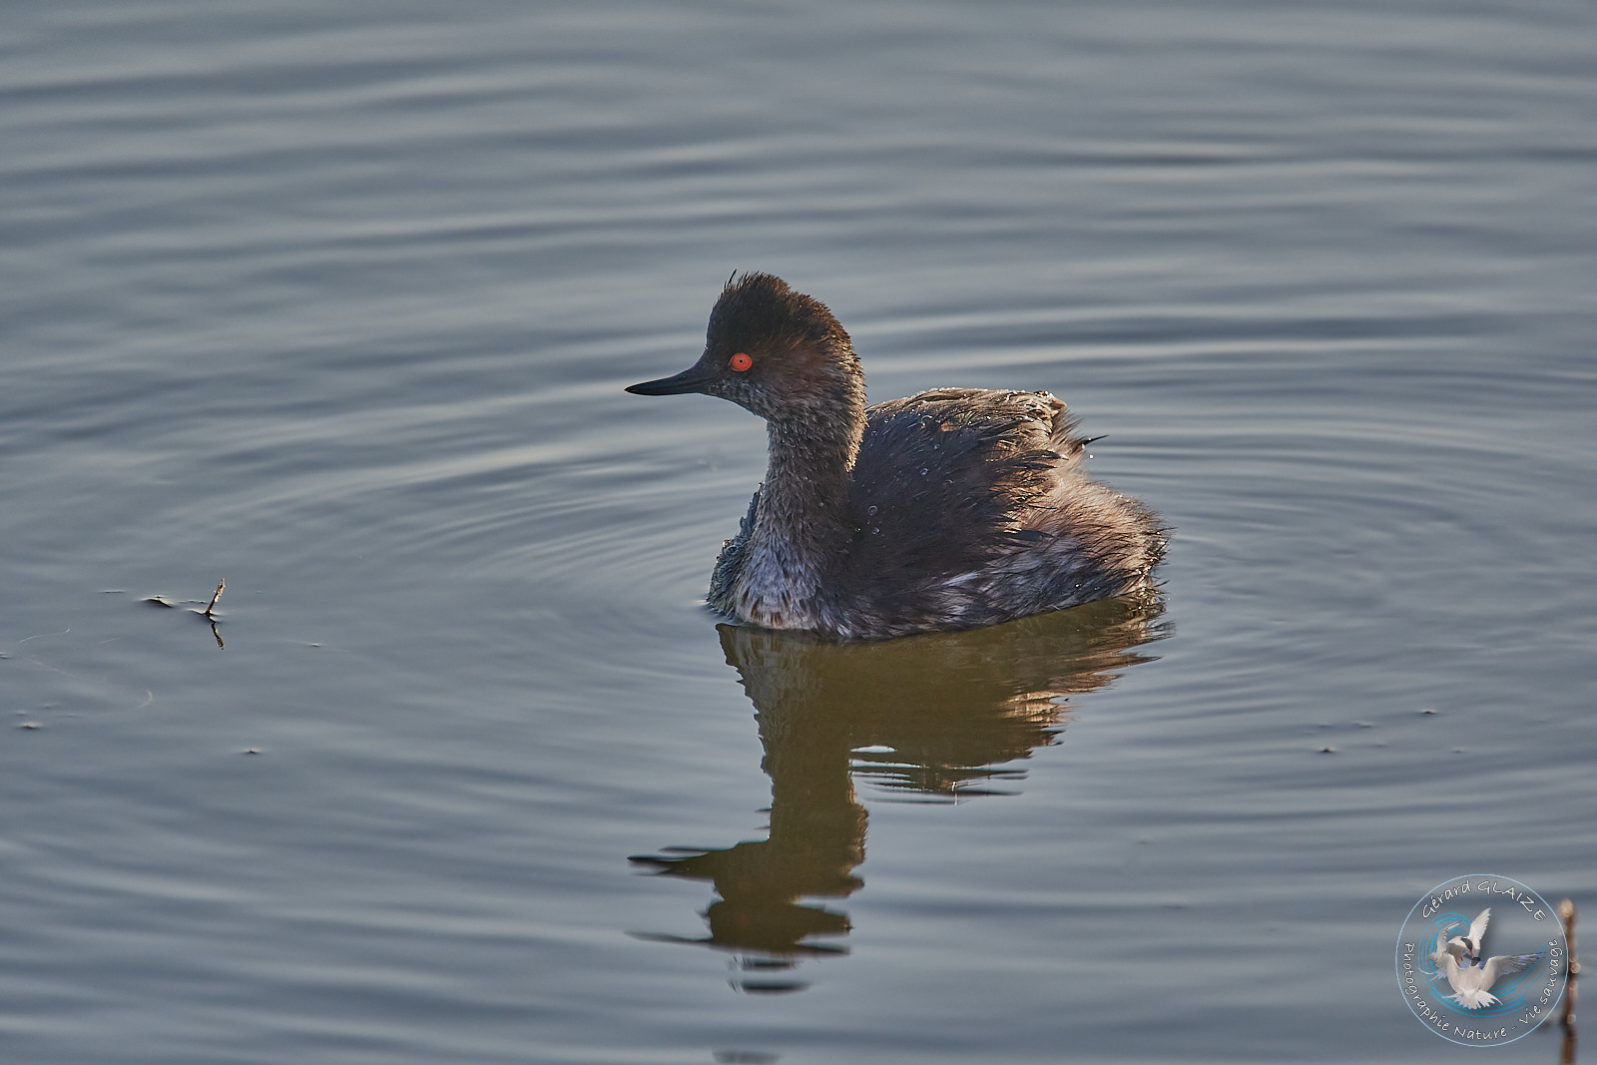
[{"xmin": 729, "ymin": 351, "xmax": 753, "ymax": 372}]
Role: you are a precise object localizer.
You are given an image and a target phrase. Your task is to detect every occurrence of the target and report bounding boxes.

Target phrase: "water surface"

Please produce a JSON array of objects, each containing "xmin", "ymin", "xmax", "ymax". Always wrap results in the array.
[{"xmin": 3, "ymin": 1, "xmax": 1595, "ymax": 1062}]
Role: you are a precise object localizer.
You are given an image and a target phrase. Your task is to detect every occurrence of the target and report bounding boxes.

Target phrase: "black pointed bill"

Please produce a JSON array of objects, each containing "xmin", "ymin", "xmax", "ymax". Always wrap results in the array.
[{"xmin": 625, "ymin": 363, "xmax": 717, "ymax": 396}]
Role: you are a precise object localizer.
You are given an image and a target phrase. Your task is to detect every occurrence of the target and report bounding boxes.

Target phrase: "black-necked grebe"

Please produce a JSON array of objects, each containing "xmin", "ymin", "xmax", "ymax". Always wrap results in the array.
[{"xmin": 627, "ymin": 273, "xmax": 1166, "ymax": 640}]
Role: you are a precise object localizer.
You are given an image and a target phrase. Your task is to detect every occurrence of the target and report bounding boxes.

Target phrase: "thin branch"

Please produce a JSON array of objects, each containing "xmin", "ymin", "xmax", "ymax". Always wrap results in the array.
[{"xmin": 1560, "ymin": 897, "xmax": 1577, "ymax": 1065}]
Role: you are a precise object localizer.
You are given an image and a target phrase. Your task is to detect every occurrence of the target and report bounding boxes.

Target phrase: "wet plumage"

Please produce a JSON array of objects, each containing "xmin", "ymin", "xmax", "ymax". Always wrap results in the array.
[{"xmin": 628, "ymin": 273, "xmax": 1166, "ymax": 640}]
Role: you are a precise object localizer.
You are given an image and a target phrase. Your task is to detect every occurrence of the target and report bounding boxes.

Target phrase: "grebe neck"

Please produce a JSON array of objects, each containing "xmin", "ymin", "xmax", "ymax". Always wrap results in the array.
[
  {"xmin": 740, "ymin": 408, "xmax": 863, "ymax": 600},
  {"xmin": 760, "ymin": 412, "xmax": 860, "ymax": 530}
]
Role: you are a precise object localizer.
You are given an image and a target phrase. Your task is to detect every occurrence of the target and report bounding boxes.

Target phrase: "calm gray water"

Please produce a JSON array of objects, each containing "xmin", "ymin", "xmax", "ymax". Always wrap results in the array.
[{"xmin": 3, "ymin": 1, "xmax": 1594, "ymax": 1062}]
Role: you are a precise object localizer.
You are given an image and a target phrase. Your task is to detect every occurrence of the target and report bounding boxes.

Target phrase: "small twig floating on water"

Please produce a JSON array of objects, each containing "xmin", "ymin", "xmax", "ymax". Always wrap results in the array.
[
  {"xmin": 141, "ymin": 581, "xmax": 228, "ymax": 647},
  {"xmin": 196, "ymin": 579, "xmax": 227, "ymax": 649}
]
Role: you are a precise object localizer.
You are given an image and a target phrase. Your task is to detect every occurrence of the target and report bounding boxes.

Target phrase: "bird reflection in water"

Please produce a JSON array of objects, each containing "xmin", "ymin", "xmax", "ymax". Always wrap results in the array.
[{"xmin": 629, "ymin": 595, "xmax": 1165, "ymax": 992}]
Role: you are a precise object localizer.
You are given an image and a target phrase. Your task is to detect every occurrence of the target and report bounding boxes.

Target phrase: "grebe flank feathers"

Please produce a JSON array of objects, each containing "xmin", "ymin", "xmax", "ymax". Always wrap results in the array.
[{"xmin": 626, "ymin": 272, "xmax": 1166, "ymax": 640}]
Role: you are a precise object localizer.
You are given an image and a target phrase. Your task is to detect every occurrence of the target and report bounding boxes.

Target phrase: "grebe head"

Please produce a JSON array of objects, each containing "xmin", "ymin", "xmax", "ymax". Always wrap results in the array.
[{"xmin": 626, "ymin": 272, "xmax": 864, "ymax": 425}]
